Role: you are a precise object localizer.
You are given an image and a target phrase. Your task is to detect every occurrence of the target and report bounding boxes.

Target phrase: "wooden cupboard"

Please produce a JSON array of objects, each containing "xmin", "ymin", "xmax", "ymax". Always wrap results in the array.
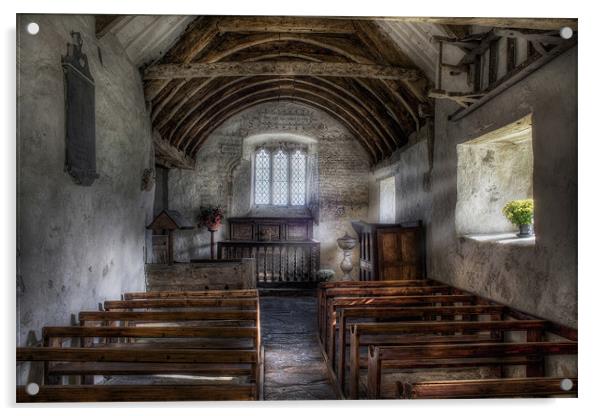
[{"xmin": 351, "ymin": 220, "xmax": 425, "ymax": 281}]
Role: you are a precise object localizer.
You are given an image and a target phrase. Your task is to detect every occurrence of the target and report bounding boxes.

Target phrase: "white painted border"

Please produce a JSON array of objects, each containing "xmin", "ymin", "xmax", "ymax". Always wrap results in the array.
[{"xmin": 2, "ymin": 2, "xmax": 597, "ymax": 416}]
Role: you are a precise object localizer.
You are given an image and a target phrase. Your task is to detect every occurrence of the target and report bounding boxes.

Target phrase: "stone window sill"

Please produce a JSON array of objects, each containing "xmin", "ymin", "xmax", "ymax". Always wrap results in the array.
[{"xmin": 461, "ymin": 232, "xmax": 536, "ymax": 246}]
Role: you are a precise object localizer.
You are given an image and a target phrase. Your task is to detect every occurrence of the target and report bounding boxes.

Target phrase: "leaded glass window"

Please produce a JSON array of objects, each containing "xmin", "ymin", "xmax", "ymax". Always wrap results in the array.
[
  {"xmin": 254, "ymin": 149, "xmax": 270, "ymax": 204},
  {"xmin": 291, "ymin": 150, "xmax": 306, "ymax": 206},
  {"xmin": 272, "ymin": 150, "xmax": 288, "ymax": 205},
  {"xmin": 254, "ymin": 146, "xmax": 307, "ymax": 206}
]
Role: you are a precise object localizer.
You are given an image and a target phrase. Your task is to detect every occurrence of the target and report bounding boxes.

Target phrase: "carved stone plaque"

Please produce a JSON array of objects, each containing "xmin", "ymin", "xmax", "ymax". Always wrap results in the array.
[{"xmin": 62, "ymin": 31, "xmax": 98, "ymax": 186}]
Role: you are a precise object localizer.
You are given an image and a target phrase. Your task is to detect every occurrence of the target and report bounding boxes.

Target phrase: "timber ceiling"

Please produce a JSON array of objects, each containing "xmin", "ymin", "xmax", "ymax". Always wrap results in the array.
[{"xmin": 96, "ymin": 15, "xmax": 577, "ymax": 166}]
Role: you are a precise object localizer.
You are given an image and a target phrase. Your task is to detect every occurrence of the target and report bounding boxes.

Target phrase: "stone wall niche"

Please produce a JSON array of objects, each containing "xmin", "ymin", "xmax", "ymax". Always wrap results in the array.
[{"xmin": 456, "ymin": 115, "xmax": 534, "ymax": 236}]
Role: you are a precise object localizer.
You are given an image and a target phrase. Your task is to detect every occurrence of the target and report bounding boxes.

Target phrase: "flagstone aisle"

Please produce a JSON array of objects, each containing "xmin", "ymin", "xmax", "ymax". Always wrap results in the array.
[{"xmin": 260, "ymin": 295, "xmax": 338, "ymax": 400}]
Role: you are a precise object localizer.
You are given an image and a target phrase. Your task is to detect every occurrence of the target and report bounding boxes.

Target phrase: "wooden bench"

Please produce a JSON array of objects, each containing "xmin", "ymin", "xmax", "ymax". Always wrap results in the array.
[
  {"xmin": 333, "ymin": 304, "xmax": 504, "ymax": 390},
  {"xmin": 317, "ymin": 280, "xmax": 437, "ymax": 320},
  {"xmin": 321, "ymin": 294, "xmax": 477, "ymax": 365},
  {"xmin": 317, "ymin": 279, "xmax": 577, "ymax": 401},
  {"xmin": 397, "ymin": 377, "xmax": 578, "ymax": 399},
  {"xmin": 42, "ymin": 326, "xmax": 259, "ymax": 383},
  {"xmin": 347, "ymin": 319, "xmax": 548, "ymax": 399},
  {"xmin": 78, "ymin": 310, "xmax": 258, "ymax": 327},
  {"xmin": 18, "ymin": 289, "xmax": 263, "ymax": 402},
  {"xmin": 122, "ymin": 289, "xmax": 259, "ymax": 300},
  {"xmin": 367, "ymin": 341, "xmax": 578, "ymax": 398},
  {"xmin": 17, "ymin": 347, "xmax": 257, "ymax": 402},
  {"xmin": 44, "ymin": 325, "xmax": 258, "ymax": 353},
  {"xmin": 319, "ymin": 285, "xmax": 457, "ymax": 343},
  {"xmin": 18, "ymin": 384, "xmax": 256, "ymax": 402},
  {"xmin": 78, "ymin": 303, "xmax": 262, "ymax": 390},
  {"xmin": 104, "ymin": 297, "xmax": 258, "ymax": 311},
  {"xmin": 101, "ymin": 293, "xmax": 261, "ymax": 356}
]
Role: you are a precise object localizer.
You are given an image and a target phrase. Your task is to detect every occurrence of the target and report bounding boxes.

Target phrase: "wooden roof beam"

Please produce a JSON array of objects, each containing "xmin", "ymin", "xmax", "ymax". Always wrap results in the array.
[
  {"xmin": 341, "ymin": 17, "xmax": 577, "ymax": 31},
  {"xmin": 144, "ymin": 16, "xmax": 220, "ymax": 102},
  {"xmin": 144, "ymin": 61, "xmax": 422, "ymax": 81},
  {"xmin": 353, "ymin": 20, "xmax": 428, "ymax": 127},
  {"xmin": 153, "ymin": 131, "xmax": 195, "ymax": 170},
  {"xmin": 195, "ymin": 32, "xmax": 375, "ymax": 64},
  {"xmin": 180, "ymin": 82, "xmax": 388, "ymax": 157},
  {"xmin": 188, "ymin": 92, "xmax": 379, "ymax": 163},
  {"xmin": 215, "ymin": 16, "xmax": 357, "ymax": 34},
  {"xmin": 178, "ymin": 76, "xmax": 397, "ymax": 154}
]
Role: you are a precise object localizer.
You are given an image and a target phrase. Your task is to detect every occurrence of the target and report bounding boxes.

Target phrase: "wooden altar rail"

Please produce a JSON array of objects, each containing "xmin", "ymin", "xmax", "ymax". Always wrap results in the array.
[{"xmin": 218, "ymin": 240, "xmax": 320, "ymax": 284}]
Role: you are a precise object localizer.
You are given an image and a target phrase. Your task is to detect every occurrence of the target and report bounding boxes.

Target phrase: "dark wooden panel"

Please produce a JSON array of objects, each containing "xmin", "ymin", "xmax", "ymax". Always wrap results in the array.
[
  {"xmin": 352, "ymin": 221, "xmax": 425, "ymax": 281},
  {"xmin": 231, "ymin": 222, "xmax": 254, "ymax": 240},
  {"xmin": 228, "ymin": 217, "xmax": 313, "ymax": 241},
  {"xmin": 257, "ymin": 224, "xmax": 281, "ymax": 241},
  {"xmin": 287, "ymin": 222, "xmax": 311, "ymax": 240}
]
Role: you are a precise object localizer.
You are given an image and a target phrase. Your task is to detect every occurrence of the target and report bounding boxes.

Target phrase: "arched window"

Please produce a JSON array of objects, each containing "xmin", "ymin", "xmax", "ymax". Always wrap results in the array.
[{"xmin": 254, "ymin": 147, "xmax": 307, "ymax": 206}]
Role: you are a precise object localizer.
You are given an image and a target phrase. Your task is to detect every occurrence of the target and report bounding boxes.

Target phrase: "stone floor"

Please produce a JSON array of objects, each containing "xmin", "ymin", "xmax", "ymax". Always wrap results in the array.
[{"xmin": 260, "ymin": 295, "xmax": 338, "ymax": 400}]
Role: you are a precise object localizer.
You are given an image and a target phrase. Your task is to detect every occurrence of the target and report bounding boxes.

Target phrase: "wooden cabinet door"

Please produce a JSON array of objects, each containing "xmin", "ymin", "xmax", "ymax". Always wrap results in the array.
[
  {"xmin": 399, "ymin": 227, "xmax": 422, "ymax": 279},
  {"xmin": 376, "ymin": 227, "xmax": 422, "ymax": 280}
]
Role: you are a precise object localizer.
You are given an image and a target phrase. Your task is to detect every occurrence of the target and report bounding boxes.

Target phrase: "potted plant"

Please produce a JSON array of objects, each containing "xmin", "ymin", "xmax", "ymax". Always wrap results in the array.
[
  {"xmin": 198, "ymin": 206, "xmax": 224, "ymax": 232},
  {"xmin": 316, "ymin": 269, "xmax": 335, "ymax": 282},
  {"xmin": 502, "ymin": 199, "xmax": 534, "ymax": 238}
]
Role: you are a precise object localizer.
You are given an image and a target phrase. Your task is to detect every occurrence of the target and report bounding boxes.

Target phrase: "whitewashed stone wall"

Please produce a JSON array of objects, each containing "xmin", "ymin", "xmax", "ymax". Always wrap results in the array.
[{"xmin": 17, "ymin": 15, "xmax": 154, "ymax": 355}]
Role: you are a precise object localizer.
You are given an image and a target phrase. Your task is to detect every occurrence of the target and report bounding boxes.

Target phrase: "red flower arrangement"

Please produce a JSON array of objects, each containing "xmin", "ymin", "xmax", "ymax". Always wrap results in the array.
[{"xmin": 198, "ymin": 206, "xmax": 224, "ymax": 231}]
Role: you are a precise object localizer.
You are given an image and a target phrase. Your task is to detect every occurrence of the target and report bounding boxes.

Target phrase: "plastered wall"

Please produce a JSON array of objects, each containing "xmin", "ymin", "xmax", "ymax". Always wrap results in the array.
[
  {"xmin": 17, "ymin": 15, "xmax": 155, "ymax": 356},
  {"xmin": 370, "ymin": 46, "xmax": 577, "ymax": 328}
]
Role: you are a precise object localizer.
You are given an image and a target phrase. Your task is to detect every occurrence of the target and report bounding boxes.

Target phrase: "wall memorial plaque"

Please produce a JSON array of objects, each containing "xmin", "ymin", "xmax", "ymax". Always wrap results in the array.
[{"xmin": 62, "ymin": 31, "xmax": 98, "ymax": 186}]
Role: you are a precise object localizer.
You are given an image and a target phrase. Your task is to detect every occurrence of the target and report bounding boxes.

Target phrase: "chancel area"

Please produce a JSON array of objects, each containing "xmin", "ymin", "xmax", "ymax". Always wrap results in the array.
[{"xmin": 16, "ymin": 14, "xmax": 577, "ymax": 402}]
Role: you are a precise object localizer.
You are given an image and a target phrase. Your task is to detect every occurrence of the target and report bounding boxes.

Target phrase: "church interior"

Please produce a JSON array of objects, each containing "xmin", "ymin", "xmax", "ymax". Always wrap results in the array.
[{"xmin": 15, "ymin": 13, "xmax": 578, "ymax": 403}]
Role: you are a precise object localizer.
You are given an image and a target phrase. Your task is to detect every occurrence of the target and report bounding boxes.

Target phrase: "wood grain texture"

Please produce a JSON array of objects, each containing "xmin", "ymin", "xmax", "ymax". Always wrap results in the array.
[
  {"xmin": 17, "ymin": 384, "xmax": 255, "ymax": 402},
  {"xmin": 399, "ymin": 377, "xmax": 578, "ymax": 399}
]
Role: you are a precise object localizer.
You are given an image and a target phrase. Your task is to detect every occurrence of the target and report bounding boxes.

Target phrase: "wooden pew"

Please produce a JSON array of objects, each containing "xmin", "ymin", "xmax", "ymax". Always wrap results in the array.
[
  {"xmin": 427, "ymin": 278, "xmax": 579, "ymax": 342},
  {"xmin": 78, "ymin": 310, "xmax": 257, "ymax": 327},
  {"xmin": 321, "ymin": 294, "xmax": 477, "ymax": 365},
  {"xmin": 319, "ymin": 285, "xmax": 456, "ymax": 343},
  {"xmin": 318, "ymin": 280, "xmax": 437, "ymax": 320},
  {"xmin": 39, "ymin": 291, "xmax": 263, "ymax": 398},
  {"xmin": 367, "ymin": 341, "xmax": 578, "ymax": 398},
  {"xmin": 318, "ymin": 280, "xmax": 435, "ymax": 289},
  {"xmin": 333, "ymin": 304, "xmax": 504, "ymax": 390},
  {"xmin": 122, "ymin": 289, "xmax": 259, "ymax": 300},
  {"xmin": 42, "ymin": 326, "xmax": 258, "ymax": 379},
  {"xmin": 44, "ymin": 325, "xmax": 258, "ymax": 351},
  {"xmin": 17, "ymin": 347, "xmax": 257, "ymax": 402},
  {"xmin": 18, "ymin": 384, "xmax": 256, "ymax": 402},
  {"xmin": 347, "ymin": 319, "xmax": 548, "ymax": 399},
  {"xmin": 397, "ymin": 377, "xmax": 578, "ymax": 399},
  {"xmin": 319, "ymin": 279, "xmax": 577, "ymax": 401},
  {"xmin": 104, "ymin": 297, "xmax": 258, "ymax": 311}
]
